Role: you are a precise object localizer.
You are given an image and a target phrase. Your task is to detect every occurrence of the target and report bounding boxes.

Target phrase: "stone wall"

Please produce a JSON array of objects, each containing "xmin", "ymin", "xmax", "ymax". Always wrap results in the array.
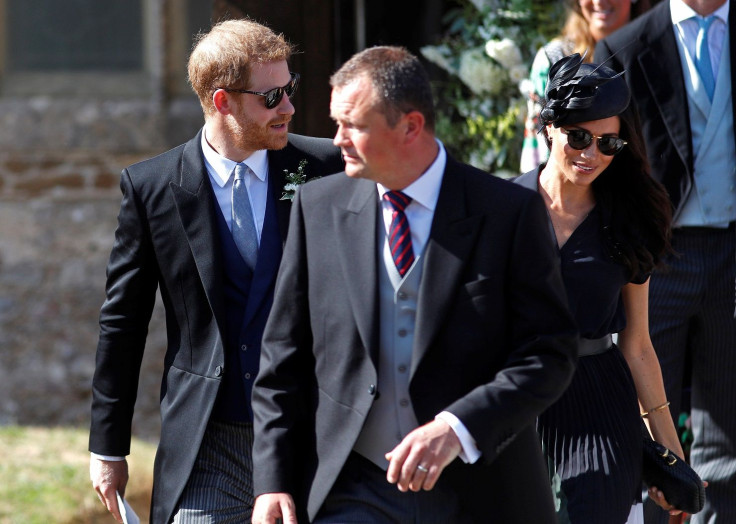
[
  {"xmin": 0, "ymin": 0, "xmax": 206, "ymax": 444},
  {"xmin": 0, "ymin": 150, "xmax": 171, "ymax": 441}
]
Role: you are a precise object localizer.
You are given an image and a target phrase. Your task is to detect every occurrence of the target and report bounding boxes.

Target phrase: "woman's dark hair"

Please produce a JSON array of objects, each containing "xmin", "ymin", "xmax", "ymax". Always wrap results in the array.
[{"xmin": 592, "ymin": 103, "xmax": 672, "ymax": 279}]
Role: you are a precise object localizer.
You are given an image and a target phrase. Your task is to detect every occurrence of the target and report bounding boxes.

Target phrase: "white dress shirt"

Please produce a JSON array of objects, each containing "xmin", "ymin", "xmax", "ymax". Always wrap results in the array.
[
  {"xmin": 671, "ymin": 0, "xmax": 729, "ymax": 76},
  {"xmin": 377, "ymin": 140, "xmax": 481, "ymax": 464},
  {"xmin": 200, "ymin": 129, "xmax": 269, "ymax": 243}
]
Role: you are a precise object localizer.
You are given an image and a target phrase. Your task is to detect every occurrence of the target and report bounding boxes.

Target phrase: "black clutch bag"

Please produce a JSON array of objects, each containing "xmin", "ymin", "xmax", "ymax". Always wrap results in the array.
[{"xmin": 642, "ymin": 435, "xmax": 705, "ymax": 515}]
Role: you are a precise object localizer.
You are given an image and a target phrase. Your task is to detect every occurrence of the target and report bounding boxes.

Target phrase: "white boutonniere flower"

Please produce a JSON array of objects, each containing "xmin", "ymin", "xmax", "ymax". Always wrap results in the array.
[{"xmin": 281, "ymin": 159, "xmax": 310, "ymax": 201}]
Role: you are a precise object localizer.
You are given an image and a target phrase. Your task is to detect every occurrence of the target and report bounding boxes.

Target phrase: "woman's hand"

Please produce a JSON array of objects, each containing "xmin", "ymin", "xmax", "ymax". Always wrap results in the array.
[
  {"xmin": 648, "ymin": 485, "xmax": 683, "ymax": 516},
  {"xmin": 648, "ymin": 480, "xmax": 709, "ymax": 517}
]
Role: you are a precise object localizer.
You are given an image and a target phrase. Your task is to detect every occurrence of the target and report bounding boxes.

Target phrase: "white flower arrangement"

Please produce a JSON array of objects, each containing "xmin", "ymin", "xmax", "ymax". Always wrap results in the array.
[
  {"xmin": 484, "ymin": 38, "xmax": 523, "ymax": 70},
  {"xmin": 458, "ymin": 48, "xmax": 504, "ymax": 96},
  {"xmin": 420, "ymin": 0, "xmax": 564, "ymax": 173}
]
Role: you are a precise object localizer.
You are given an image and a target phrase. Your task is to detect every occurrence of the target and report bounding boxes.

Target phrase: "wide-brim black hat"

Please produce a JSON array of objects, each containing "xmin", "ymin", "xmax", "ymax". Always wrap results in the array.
[{"xmin": 541, "ymin": 53, "xmax": 630, "ymax": 127}]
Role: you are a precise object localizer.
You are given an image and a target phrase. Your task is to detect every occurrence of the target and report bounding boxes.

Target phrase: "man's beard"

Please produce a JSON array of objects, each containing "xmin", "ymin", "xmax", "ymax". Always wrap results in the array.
[{"xmin": 229, "ymin": 113, "xmax": 290, "ymax": 152}]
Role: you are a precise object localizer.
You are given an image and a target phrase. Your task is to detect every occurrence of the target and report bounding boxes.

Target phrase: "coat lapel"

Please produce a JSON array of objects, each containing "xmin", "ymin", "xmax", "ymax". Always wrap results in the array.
[
  {"xmin": 267, "ymin": 148, "xmax": 293, "ymax": 241},
  {"xmin": 411, "ymin": 160, "xmax": 483, "ymax": 379},
  {"xmin": 335, "ymin": 179, "xmax": 380, "ymax": 363},
  {"xmin": 638, "ymin": 5, "xmax": 693, "ymax": 173},
  {"xmin": 238, "ymin": 142, "xmax": 305, "ymax": 329},
  {"xmin": 169, "ymin": 130, "xmax": 226, "ymax": 327},
  {"xmin": 267, "ymin": 141, "xmax": 307, "ymax": 241}
]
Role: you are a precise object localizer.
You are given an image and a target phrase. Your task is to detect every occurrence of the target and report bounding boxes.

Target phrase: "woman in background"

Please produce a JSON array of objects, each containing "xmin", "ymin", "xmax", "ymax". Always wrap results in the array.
[
  {"xmin": 520, "ymin": 0, "xmax": 652, "ymax": 172},
  {"xmin": 515, "ymin": 54, "xmax": 685, "ymax": 523}
]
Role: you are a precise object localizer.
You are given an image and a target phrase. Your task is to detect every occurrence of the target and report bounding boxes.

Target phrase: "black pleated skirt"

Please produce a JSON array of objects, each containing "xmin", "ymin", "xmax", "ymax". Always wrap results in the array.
[{"xmin": 537, "ymin": 345, "xmax": 642, "ymax": 524}]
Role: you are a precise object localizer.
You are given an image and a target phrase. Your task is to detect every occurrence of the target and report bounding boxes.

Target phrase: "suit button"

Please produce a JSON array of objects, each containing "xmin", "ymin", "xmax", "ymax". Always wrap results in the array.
[
  {"xmin": 215, "ymin": 366, "xmax": 223, "ymax": 377},
  {"xmin": 244, "ymin": 373, "xmax": 251, "ymax": 380},
  {"xmin": 398, "ymin": 329, "xmax": 407, "ymax": 337},
  {"xmin": 399, "ymin": 399, "xmax": 409, "ymax": 407},
  {"xmin": 241, "ymin": 344, "xmax": 248, "ymax": 351},
  {"xmin": 368, "ymin": 384, "xmax": 376, "ymax": 395}
]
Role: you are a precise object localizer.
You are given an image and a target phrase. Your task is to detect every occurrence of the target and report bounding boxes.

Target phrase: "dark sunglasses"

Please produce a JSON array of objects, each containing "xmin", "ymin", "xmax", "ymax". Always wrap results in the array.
[
  {"xmin": 559, "ymin": 127, "xmax": 627, "ymax": 156},
  {"xmin": 218, "ymin": 72, "xmax": 300, "ymax": 109}
]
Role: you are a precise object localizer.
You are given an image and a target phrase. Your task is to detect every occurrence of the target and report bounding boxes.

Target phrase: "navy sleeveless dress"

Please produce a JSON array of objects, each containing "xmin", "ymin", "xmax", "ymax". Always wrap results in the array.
[{"xmin": 515, "ymin": 169, "xmax": 645, "ymax": 523}]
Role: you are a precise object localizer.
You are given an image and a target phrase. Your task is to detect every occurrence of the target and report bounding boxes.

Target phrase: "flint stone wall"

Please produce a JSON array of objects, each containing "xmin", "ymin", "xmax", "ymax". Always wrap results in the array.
[{"xmin": 0, "ymin": 96, "xmax": 203, "ymax": 441}]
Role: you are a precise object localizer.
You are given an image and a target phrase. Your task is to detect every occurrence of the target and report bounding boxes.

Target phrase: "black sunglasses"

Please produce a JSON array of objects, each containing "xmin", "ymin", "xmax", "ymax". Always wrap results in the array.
[
  {"xmin": 559, "ymin": 127, "xmax": 627, "ymax": 156},
  {"xmin": 218, "ymin": 72, "xmax": 300, "ymax": 109}
]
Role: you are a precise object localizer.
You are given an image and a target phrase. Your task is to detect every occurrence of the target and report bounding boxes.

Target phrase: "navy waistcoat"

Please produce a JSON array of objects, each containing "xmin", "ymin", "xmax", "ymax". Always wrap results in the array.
[{"xmin": 212, "ymin": 179, "xmax": 282, "ymax": 421}]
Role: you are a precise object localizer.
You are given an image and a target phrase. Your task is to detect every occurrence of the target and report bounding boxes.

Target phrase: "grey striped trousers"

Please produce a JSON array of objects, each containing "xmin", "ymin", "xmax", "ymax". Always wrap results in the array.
[{"xmin": 172, "ymin": 420, "xmax": 254, "ymax": 524}]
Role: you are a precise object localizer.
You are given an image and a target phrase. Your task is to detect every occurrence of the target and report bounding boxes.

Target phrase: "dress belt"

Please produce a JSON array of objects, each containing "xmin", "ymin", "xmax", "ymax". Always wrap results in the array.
[{"xmin": 578, "ymin": 334, "xmax": 613, "ymax": 357}]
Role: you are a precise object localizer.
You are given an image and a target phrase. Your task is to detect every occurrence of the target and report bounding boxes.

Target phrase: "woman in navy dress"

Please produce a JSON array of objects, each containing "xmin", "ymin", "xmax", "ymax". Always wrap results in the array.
[{"xmin": 515, "ymin": 54, "xmax": 686, "ymax": 523}]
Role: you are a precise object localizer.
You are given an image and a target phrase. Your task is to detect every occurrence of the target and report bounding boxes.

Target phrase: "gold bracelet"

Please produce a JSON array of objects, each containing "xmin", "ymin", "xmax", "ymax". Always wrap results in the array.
[{"xmin": 641, "ymin": 401, "xmax": 670, "ymax": 418}]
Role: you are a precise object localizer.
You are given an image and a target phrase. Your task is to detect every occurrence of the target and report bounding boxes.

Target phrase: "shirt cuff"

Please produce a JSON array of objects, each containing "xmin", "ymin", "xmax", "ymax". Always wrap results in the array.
[
  {"xmin": 436, "ymin": 411, "xmax": 482, "ymax": 464},
  {"xmin": 90, "ymin": 452, "xmax": 126, "ymax": 461}
]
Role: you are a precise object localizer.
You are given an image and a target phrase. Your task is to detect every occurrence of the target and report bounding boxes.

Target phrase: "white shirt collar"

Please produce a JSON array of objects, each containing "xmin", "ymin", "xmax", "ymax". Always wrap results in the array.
[
  {"xmin": 200, "ymin": 128, "xmax": 269, "ymax": 188},
  {"xmin": 671, "ymin": 0, "xmax": 729, "ymax": 25},
  {"xmin": 377, "ymin": 139, "xmax": 446, "ymax": 212}
]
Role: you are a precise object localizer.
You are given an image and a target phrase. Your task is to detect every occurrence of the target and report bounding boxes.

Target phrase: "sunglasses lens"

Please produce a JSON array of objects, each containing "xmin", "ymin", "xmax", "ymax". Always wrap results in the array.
[
  {"xmin": 563, "ymin": 128, "xmax": 626, "ymax": 155},
  {"xmin": 598, "ymin": 137, "xmax": 625, "ymax": 156},
  {"xmin": 566, "ymin": 129, "xmax": 592, "ymax": 150},
  {"xmin": 263, "ymin": 74, "xmax": 299, "ymax": 109},
  {"xmin": 264, "ymin": 88, "xmax": 282, "ymax": 109}
]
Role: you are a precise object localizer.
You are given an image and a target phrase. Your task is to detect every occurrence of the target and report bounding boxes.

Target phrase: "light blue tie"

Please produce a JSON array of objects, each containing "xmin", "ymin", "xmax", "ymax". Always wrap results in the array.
[
  {"xmin": 231, "ymin": 163, "xmax": 259, "ymax": 270},
  {"xmin": 695, "ymin": 15, "xmax": 716, "ymax": 100}
]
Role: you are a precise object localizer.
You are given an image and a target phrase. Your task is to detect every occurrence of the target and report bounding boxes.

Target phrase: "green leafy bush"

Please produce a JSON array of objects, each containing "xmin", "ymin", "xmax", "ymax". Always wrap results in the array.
[{"xmin": 421, "ymin": 0, "xmax": 565, "ymax": 175}]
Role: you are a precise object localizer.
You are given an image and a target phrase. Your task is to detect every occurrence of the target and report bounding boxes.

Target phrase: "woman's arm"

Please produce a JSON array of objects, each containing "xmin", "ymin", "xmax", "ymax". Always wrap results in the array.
[
  {"xmin": 618, "ymin": 280, "xmax": 684, "ymax": 457},
  {"xmin": 619, "ymin": 279, "xmax": 691, "ymax": 514}
]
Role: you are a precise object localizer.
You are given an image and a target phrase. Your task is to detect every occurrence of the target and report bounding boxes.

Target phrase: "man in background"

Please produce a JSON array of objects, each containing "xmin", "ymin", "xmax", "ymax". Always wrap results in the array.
[{"xmin": 597, "ymin": 1, "xmax": 736, "ymax": 521}]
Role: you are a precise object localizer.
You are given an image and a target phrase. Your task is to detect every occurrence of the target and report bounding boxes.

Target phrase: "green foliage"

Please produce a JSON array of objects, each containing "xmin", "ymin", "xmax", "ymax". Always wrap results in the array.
[
  {"xmin": 678, "ymin": 411, "xmax": 694, "ymax": 460},
  {"xmin": 421, "ymin": 0, "xmax": 565, "ymax": 175}
]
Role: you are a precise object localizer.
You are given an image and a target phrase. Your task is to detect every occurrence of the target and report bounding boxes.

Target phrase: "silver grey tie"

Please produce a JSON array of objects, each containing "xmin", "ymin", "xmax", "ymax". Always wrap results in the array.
[{"xmin": 231, "ymin": 163, "xmax": 259, "ymax": 270}]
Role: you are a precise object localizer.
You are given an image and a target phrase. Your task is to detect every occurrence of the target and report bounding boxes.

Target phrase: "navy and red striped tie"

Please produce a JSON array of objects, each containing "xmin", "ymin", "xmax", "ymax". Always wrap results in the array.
[{"xmin": 383, "ymin": 191, "xmax": 415, "ymax": 276}]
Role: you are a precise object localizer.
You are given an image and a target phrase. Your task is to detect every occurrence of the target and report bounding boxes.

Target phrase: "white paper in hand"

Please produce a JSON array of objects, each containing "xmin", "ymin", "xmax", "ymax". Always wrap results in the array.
[{"xmin": 116, "ymin": 491, "xmax": 140, "ymax": 524}]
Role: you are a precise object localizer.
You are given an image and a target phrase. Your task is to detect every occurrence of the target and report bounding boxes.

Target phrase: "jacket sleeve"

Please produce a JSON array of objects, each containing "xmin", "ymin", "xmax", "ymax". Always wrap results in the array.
[{"xmin": 89, "ymin": 169, "xmax": 159, "ymax": 456}]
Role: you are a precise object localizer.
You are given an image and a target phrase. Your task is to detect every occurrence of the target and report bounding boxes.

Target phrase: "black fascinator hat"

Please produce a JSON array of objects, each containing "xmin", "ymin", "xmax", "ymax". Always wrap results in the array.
[{"xmin": 540, "ymin": 53, "xmax": 630, "ymax": 127}]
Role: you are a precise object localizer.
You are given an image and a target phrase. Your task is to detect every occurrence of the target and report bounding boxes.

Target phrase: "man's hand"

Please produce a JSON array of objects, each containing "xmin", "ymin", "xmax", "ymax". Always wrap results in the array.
[
  {"xmin": 252, "ymin": 492, "xmax": 298, "ymax": 524},
  {"xmin": 385, "ymin": 418, "xmax": 462, "ymax": 493},
  {"xmin": 90, "ymin": 457, "xmax": 129, "ymax": 523}
]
